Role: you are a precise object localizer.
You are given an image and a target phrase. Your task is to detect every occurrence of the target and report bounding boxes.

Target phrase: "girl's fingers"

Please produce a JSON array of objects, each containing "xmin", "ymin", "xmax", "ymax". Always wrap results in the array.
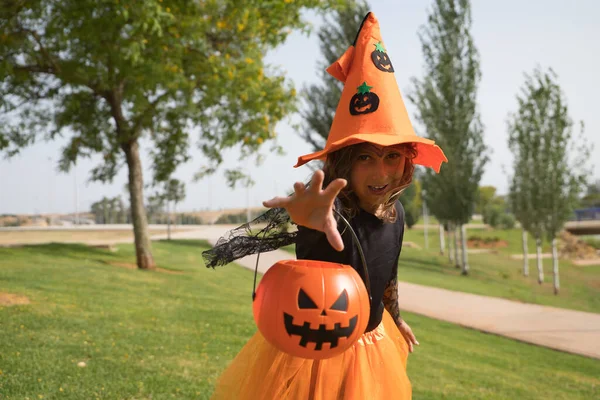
[
  {"xmin": 325, "ymin": 227, "xmax": 344, "ymax": 252},
  {"xmin": 293, "ymin": 181, "xmax": 306, "ymax": 195},
  {"xmin": 309, "ymin": 170, "xmax": 325, "ymax": 193},
  {"xmin": 323, "ymin": 217, "xmax": 344, "ymax": 251},
  {"xmin": 262, "ymin": 196, "xmax": 290, "ymax": 208},
  {"xmin": 323, "ymin": 178, "xmax": 347, "ymax": 198}
]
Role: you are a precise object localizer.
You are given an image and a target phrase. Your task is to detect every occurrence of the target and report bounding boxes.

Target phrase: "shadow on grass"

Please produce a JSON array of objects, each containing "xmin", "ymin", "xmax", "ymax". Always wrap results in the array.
[
  {"xmin": 8, "ymin": 242, "xmax": 121, "ymax": 262},
  {"xmin": 156, "ymin": 239, "xmax": 211, "ymax": 248},
  {"xmin": 399, "ymin": 254, "xmax": 455, "ymax": 272}
]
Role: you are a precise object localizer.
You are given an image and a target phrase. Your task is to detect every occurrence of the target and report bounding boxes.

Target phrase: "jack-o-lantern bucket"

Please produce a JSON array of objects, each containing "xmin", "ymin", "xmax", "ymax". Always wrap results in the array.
[{"xmin": 253, "ymin": 259, "xmax": 370, "ymax": 360}]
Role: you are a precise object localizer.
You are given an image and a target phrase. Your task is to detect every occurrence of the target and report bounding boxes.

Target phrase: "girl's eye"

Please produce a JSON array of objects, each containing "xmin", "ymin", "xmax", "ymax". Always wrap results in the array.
[
  {"xmin": 387, "ymin": 153, "xmax": 401, "ymax": 159},
  {"xmin": 358, "ymin": 154, "xmax": 370, "ymax": 161}
]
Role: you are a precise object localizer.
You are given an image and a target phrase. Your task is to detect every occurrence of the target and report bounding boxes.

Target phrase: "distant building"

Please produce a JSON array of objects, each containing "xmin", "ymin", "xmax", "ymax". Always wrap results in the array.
[{"xmin": 573, "ymin": 207, "xmax": 600, "ymax": 221}]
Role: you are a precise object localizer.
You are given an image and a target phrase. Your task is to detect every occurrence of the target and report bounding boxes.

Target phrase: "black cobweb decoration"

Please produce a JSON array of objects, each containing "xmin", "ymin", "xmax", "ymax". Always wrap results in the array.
[{"xmin": 202, "ymin": 207, "xmax": 298, "ymax": 269}]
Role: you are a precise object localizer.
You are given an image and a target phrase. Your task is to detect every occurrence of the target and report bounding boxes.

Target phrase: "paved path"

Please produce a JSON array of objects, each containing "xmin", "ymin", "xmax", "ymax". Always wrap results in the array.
[{"xmin": 5, "ymin": 225, "xmax": 600, "ymax": 359}]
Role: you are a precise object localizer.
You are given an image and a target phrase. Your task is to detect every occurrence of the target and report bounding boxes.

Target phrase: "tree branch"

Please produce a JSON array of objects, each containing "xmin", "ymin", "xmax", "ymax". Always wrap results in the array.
[
  {"xmin": 131, "ymin": 91, "xmax": 172, "ymax": 134},
  {"xmin": 16, "ymin": 26, "xmax": 62, "ymax": 74}
]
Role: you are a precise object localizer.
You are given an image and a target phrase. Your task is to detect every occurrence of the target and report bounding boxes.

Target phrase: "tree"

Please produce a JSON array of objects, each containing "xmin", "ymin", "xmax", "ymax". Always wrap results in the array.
[
  {"xmin": 508, "ymin": 67, "xmax": 591, "ymax": 292},
  {"xmin": 409, "ymin": 0, "xmax": 488, "ymax": 275},
  {"xmin": 1, "ymin": 0, "xmax": 338, "ymax": 269},
  {"xmin": 146, "ymin": 194, "xmax": 166, "ymax": 225},
  {"xmin": 399, "ymin": 179, "xmax": 422, "ymax": 229},
  {"xmin": 160, "ymin": 178, "xmax": 186, "ymax": 240},
  {"xmin": 298, "ymin": 0, "xmax": 371, "ymax": 152},
  {"xmin": 579, "ymin": 179, "xmax": 600, "ymax": 209},
  {"xmin": 476, "ymin": 185, "xmax": 496, "ymax": 215}
]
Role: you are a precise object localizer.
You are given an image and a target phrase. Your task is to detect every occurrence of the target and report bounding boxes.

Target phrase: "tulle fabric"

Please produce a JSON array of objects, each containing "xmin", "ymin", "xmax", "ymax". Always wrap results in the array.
[{"xmin": 211, "ymin": 310, "xmax": 411, "ymax": 400}]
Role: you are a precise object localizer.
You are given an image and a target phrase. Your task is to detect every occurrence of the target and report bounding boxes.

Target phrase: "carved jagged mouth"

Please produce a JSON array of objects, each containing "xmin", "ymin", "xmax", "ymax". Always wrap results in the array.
[{"xmin": 283, "ymin": 313, "xmax": 358, "ymax": 350}]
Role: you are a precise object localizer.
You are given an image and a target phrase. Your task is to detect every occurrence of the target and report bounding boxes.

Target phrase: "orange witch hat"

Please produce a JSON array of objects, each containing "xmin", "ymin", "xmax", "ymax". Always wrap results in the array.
[{"xmin": 295, "ymin": 12, "xmax": 448, "ymax": 173}]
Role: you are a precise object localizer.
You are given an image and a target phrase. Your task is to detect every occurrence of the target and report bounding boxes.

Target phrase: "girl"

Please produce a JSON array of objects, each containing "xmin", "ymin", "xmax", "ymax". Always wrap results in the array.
[{"xmin": 206, "ymin": 12, "xmax": 447, "ymax": 400}]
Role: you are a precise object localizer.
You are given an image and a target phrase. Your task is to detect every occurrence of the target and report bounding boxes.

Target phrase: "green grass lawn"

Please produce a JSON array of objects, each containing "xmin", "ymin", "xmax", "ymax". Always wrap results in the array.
[{"xmin": 1, "ymin": 241, "xmax": 599, "ymax": 399}]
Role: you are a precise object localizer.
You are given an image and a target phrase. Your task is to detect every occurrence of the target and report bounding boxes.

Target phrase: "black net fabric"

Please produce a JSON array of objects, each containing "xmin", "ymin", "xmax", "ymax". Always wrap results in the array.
[{"xmin": 202, "ymin": 207, "xmax": 298, "ymax": 268}]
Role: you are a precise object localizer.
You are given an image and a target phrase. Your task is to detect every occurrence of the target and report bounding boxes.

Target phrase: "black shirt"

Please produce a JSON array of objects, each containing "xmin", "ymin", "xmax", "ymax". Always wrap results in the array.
[{"xmin": 295, "ymin": 201, "xmax": 405, "ymax": 332}]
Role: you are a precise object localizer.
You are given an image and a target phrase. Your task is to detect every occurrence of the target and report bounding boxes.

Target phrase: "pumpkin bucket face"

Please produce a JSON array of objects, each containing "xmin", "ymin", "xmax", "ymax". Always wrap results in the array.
[{"xmin": 253, "ymin": 260, "xmax": 370, "ymax": 360}]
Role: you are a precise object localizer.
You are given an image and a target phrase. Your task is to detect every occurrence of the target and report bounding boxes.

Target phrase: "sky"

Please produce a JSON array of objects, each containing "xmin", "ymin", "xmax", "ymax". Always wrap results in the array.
[{"xmin": 1, "ymin": 0, "xmax": 599, "ymax": 215}]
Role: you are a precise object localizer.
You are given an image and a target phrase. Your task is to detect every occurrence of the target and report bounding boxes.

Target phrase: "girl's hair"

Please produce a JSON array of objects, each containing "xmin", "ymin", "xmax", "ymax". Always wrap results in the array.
[{"xmin": 322, "ymin": 142, "xmax": 417, "ymax": 223}]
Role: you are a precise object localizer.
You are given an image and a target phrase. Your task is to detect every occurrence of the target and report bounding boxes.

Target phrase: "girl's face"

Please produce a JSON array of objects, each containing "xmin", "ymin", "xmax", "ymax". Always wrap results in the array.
[{"xmin": 350, "ymin": 144, "xmax": 407, "ymax": 211}]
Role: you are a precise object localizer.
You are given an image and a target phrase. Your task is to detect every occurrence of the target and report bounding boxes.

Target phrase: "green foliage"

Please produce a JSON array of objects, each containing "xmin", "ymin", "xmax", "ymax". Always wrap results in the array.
[
  {"xmin": 482, "ymin": 203, "xmax": 515, "ymax": 230},
  {"xmin": 149, "ymin": 178, "xmax": 186, "ymax": 211},
  {"xmin": 476, "ymin": 185, "xmax": 497, "ymax": 214},
  {"xmin": 582, "ymin": 236, "xmax": 600, "ymax": 250},
  {"xmin": 400, "ymin": 179, "xmax": 422, "ymax": 228},
  {"xmin": 482, "ymin": 204, "xmax": 502, "ymax": 228},
  {"xmin": 0, "ymin": 0, "xmax": 340, "ymax": 185},
  {"xmin": 298, "ymin": 0, "xmax": 370, "ymax": 151},
  {"xmin": 499, "ymin": 212, "xmax": 516, "ymax": 229},
  {"xmin": 508, "ymin": 66, "xmax": 592, "ymax": 241},
  {"xmin": 409, "ymin": 0, "xmax": 488, "ymax": 226},
  {"xmin": 578, "ymin": 179, "xmax": 600, "ymax": 208},
  {"xmin": 1, "ymin": 0, "xmax": 343, "ymax": 267},
  {"xmin": 214, "ymin": 209, "xmax": 264, "ymax": 224},
  {"xmin": 90, "ymin": 196, "xmax": 129, "ymax": 224}
]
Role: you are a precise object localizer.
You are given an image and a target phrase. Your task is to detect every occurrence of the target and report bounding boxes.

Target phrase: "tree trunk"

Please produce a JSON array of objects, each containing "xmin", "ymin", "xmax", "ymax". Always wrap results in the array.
[
  {"xmin": 447, "ymin": 224, "xmax": 454, "ymax": 264},
  {"xmin": 446, "ymin": 222, "xmax": 454, "ymax": 265},
  {"xmin": 552, "ymin": 238, "xmax": 559, "ymax": 295},
  {"xmin": 123, "ymin": 140, "xmax": 156, "ymax": 270},
  {"xmin": 460, "ymin": 224, "xmax": 469, "ymax": 275},
  {"xmin": 439, "ymin": 224, "xmax": 445, "ymax": 255},
  {"xmin": 167, "ymin": 201, "xmax": 172, "ymax": 240},
  {"xmin": 522, "ymin": 229, "xmax": 529, "ymax": 277},
  {"xmin": 535, "ymin": 237, "xmax": 544, "ymax": 284},
  {"xmin": 174, "ymin": 204, "xmax": 177, "ymax": 235},
  {"xmin": 454, "ymin": 224, "xmax": 460, "ymax": 268}
]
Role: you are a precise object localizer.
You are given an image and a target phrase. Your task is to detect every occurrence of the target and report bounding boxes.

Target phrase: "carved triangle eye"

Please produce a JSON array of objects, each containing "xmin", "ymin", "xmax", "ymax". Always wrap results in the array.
[
  {"xmin": 298, "ymin": 289, "xmax": 319, "ymax": 309},
  {"xmin": 330, "ymin": 289, "xmax": 348, "ymax": 311}
]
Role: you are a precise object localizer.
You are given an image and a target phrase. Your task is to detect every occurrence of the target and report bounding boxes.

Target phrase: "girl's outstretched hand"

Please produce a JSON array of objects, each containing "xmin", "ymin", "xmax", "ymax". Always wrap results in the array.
[{"xmin": 262, "ymin": 170, "xmax": 347, "ymax": 251}]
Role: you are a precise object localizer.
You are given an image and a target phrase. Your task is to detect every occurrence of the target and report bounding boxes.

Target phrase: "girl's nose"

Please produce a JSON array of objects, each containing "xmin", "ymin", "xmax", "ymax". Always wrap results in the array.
[{"xmin": 374, "ymin": 158, "xmax": 388, "ymax": 177}]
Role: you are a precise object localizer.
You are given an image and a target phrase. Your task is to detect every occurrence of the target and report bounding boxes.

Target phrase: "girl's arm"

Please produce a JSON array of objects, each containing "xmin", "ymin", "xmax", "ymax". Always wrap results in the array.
[
  {"xmin": 383, "ymin": 275, "xmax": 419, "ymax": 353},
  {"xmin": 382, "ymin": 276, "xmax": 402, "ymax": 327}
]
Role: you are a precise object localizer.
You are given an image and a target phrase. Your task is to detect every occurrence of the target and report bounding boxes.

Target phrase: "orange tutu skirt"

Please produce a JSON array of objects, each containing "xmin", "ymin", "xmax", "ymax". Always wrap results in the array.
[{"xmin": 211, "ymin": 310, "xmax": 411, "ymax": 400}]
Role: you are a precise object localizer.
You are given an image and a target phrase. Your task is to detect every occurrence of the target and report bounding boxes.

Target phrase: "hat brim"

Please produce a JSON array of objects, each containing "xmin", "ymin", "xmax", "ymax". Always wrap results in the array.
[{"xmin": 294, "ymin": 133, "xmax": 448, "ymax": 173}]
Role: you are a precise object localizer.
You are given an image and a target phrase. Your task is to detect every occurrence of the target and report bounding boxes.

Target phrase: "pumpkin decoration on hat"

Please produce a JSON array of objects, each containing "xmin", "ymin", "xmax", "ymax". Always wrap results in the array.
[
  {"xmin": 371, "ymin": 41, "xmax": 394, "ymax": 73},
  {"xmin": 295, "ymin": 12, "xmax": 448, "ymax": 172},
  {"xmin": 253, "ymin": 259, "xmax": 370, "ymax": 360},
  {"xmin": 349, "ymin": 82, "xmax": 380, "ymax": 115}
]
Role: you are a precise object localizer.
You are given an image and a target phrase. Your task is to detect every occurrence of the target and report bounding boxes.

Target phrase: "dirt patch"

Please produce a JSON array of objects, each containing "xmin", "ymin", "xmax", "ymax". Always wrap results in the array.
[
  {"xmin": 403, "ymin": 241, "xmax": 421, "ymax": 249},
  {"xmin": 0, "ymin": 292, "xmax": 31, "ymax": 306},
  {"xmin": 572, "ymin": 258, "xmax": 600, "ymax": 266},
  {"xmin": 510, "ymin": 253, "xmax": 552, "ymax": 260},
  {"xmin": 467, "ymin": 238, "xmax": 508, "ymax": 249},
  {"xmin": 106, "ymin": 261, "xmax": 185, "ymax": 274},
  {"xmin": 467, "ymin": 248, "xmax": 497, "ymax": 254},
  {"xmin": 559, "ymin": 231, "xmax": 599, "ymax": 260}
]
